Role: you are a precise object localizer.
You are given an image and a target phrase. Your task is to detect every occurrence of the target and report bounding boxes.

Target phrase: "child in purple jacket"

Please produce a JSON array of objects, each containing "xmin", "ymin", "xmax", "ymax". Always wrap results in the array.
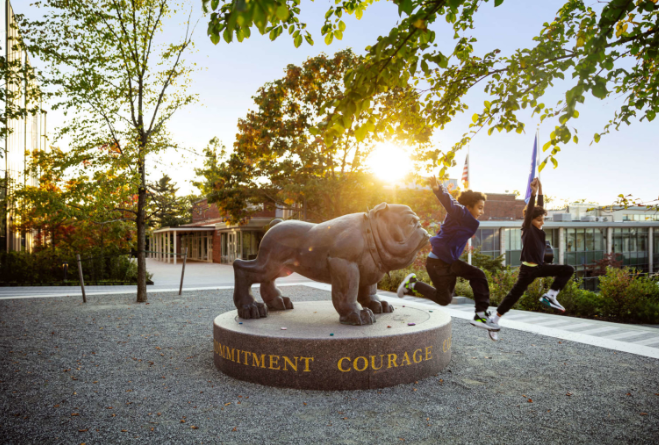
[{"xmin": 397, "ymin": 176, "xmax": 499, "ymax": 331}]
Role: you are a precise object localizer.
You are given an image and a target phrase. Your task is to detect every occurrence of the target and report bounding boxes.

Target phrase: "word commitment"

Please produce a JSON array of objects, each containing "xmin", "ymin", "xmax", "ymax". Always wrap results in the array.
[{"xmin": 214, "ymin": 340, "xmax": 314, "ymax": 372}]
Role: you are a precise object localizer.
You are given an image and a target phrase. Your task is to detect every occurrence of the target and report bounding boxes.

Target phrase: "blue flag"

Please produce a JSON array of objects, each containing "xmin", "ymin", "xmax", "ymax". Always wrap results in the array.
[{"xmin": 524, "ymin": 134, "xmax": 538, "ymax": 204}]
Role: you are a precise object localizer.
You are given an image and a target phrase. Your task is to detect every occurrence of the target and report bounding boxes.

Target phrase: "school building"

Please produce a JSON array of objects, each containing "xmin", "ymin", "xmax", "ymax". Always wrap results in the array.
[
  {"xmin": 148, "ymin": 199, "xmax": 278, "ymax": 264},
  {"xmin": 149, "ymin": 189, "xmax": 659, "ymax": 277},
  {"xmin": 472, "ymin": 202, "xmax": 659, "ymax": 275},
  {"xmin": 1, "ymin": 1, "xmax": 48, "ymax": 253}
]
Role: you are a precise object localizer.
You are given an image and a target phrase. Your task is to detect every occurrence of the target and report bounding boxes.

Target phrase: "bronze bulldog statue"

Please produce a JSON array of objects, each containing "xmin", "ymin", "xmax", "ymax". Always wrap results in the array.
[{"xmin": 232, "ymin": 203, "xmax": 430, "ymax": 325}]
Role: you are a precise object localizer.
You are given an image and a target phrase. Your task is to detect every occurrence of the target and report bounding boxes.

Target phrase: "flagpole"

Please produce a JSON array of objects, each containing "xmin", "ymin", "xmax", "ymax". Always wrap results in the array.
[
  {"xmin": 536, "ymin": 128, "xmax": 541, "ymax": 182},
  {"xmin": 467, "ymin": 144, "xmax": 472, "ymax": 266}
]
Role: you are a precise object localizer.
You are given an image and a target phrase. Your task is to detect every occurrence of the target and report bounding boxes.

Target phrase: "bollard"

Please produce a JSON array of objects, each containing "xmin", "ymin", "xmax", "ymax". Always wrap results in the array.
[
  {"xmin": 179, "ymin": 247, "xmax": 188, "ymax": 296},
  {"xmin": 76, "ymin": 254, "xmax": 86, "ymax": 303}
]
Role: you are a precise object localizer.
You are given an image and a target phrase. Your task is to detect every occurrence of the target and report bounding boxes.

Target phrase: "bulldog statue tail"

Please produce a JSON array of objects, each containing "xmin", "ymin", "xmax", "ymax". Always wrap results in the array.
[{"xmin": 232, "ymin": 203, "xmax": 430, "ymax": 325}]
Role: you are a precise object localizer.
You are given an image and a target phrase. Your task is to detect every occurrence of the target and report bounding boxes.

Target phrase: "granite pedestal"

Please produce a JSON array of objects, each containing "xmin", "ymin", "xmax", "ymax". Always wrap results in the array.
[{"xmin": 213, "ymin": 301, "xmax": 452, "ymax": 390}]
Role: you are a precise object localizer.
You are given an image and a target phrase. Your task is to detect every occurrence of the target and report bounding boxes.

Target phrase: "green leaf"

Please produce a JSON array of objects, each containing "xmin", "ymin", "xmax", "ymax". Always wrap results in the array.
[
  {"xmin": 294, "ymin": 34, "xmax": 303, "ymax": 48},
  {"xmin": 399, "ymin": 0, "xmax": 414, "ymax": 16},
  {"xmin": 338, "ymin": 20, "xmax": 346, "ymax": 32},
  {"xmin": 472, "ymin": 113, "xmax": 479, "ymax": 123},
  {"xmin": 494, "ymin": 0, "xmax": 504, "ymax": 6},
  {"xmin": 594, "ymin": 133, "xmax": 601, "ymax": 143},
  {"xmin": 276, "ymin": 6, "xmax": 290, "ymax": 21},
  {"xmin": 211, "ymin": 0, "xmax": 220, "ymax": 11},
  {"xmin": 324, "ymin": 33, "xmax": 334, "ymax": 45},
  {"xmin": 573, "ymin": 135, "xmax": 578, "ymax": 144},
  {"xmin": 210, "ymin": 32, "xmax": 220, "ymax": 45},
  {"xmin": 334, "ymin": 30, "xmax": 343, "ymax": 40},
  {"xmin": 304, "ymin": 33, "xmax": 314, "ymax": 46},
  {"xmin": 591, "ymin": 80, "xmax": 608, "ymax": 99},
  {"xmin": 223, "ymin": 28, "xmax": 233, "ymax": 43}
]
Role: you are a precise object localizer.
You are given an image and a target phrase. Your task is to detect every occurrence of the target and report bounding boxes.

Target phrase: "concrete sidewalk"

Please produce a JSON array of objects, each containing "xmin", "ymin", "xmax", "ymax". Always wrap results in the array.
[
  {"xmin": 395, "ymin": 290, "xmax": 659, "ymax": 359},
  {"xmin": 0, "ymin": 258, "xmax": 310, "ymax": 299}
]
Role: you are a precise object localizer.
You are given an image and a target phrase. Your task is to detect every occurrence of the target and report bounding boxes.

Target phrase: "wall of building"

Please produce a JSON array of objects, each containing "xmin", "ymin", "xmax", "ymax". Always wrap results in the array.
[
  {"xmin": 481, "ymin": 193, "xmax": 526, "ymax": 221},
  {"xmin": 191, "ymin": 199, "xmax": 276, "ymax": 225},
  {"xmin": 474, "ymin": 221, "xmax": 659, "ymax": 275},
  {"xmin": 1, "ymin": 1, "xmax": 47, "ymax": 253}
]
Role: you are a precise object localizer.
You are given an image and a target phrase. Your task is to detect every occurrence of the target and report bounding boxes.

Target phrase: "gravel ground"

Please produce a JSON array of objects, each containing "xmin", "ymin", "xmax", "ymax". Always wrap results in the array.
[{"xmin": 1, "ymin": 286, "xmax": 658, "ymax": 445}]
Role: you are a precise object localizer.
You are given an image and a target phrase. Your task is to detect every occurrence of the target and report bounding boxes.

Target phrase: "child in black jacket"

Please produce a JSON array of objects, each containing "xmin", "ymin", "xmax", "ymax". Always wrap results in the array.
[{"xmin": 491, "ymin": 178, "xmax": 575, "ymax": 325}]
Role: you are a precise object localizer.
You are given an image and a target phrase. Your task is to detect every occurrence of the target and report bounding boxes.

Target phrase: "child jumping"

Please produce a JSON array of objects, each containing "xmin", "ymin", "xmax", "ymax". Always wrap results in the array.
[
  {"xmin": 490, "ymin": 178, "xmax": 575, "ymax": 328},
  {"xmin": 397, "ymin": 176, "xmax": 499, "ymax": 332}
]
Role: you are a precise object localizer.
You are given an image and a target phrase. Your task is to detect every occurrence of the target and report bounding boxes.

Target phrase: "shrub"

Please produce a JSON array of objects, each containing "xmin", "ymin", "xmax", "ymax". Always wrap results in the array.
[
  {"xmin": 599, "ymin": 267, "xmax": 639, "ymax": 320},
  {"xmin": 378, "ymin": 259, "xmax": 659, "ymax": 324},
  {"xmin": 488, "ymin": 267, "xmax": 518, "ymax": 306},
  {"xmin": 0, "ymin": 250, "xmax": 152, "ymax": 286},
  {"xmin": 378, "ymin": 267, "xmax": 430, "ymax": 293}
]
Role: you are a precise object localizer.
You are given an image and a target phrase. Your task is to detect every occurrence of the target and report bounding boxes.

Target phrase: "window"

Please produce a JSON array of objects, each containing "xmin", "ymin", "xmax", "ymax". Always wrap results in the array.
[
  {"xmin": 623, "ymin": 214, "xmax": 659, "ymax": 222},
  {"xmin": 472, "ymin": 228, "xmax": 500, "ymax": 259},
  {"xmin": 563, "ymin": 227, "xmax": 607, "ymax": 275},
  {"xmin": 612, "ymin": 227, "xmax": 649, "ymax": 272},
  {"xmin": 504, "ymin": 228, "xmax": 522, "ymax": 266}
]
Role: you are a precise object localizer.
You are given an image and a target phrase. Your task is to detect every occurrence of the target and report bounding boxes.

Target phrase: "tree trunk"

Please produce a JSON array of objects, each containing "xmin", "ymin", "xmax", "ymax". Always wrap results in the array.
[{"xmin": 136, "ymin": 159, "xmax": 148, "ymax": 303}]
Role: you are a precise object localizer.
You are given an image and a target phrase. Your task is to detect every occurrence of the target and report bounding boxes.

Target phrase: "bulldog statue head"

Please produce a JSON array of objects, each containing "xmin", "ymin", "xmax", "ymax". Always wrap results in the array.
[{"xmin": 368, "ymin": 203, "xmax": 430, "ymax": 272}]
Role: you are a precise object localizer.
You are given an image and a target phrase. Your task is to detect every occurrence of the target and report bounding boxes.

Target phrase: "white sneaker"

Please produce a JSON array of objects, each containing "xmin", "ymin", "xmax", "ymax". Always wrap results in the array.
[
  {"xmin": 540, "ymin": 293, "xmax": 565, "ymax": 312},
  {"xmin": 470, "ymin": 312, "xmax": 500, "ymax": 331},
  {"xmin": 488, "ymin": 330, "xmax": 499, "ymax": 341},
  {"xmin": 397, "ymin": 273, "xmax": 417, "ymax": 298}
]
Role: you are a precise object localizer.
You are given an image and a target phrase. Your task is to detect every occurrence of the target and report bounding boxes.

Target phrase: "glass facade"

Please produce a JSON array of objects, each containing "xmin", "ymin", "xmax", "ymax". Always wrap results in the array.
[
  {"xmin": 502, "ymin": 228, "xmax": 559, "ymax": 267},
  {"xmin": 654, "ymin": 230, "xmax": 659, "ymax": 273},
  {"xmin": 472, "ymin": 228, "xmax": 500, "ymax": 259},
  {"xmin": 504, "ymin": 228, "xmax": 522, "ymax": 266},
  {"xmin": 241, "ymin": 231, "xmax": 263, "ymax": 260},
  {"xmin": 564, "ymin": 227, "xmax": 607, "ymax": 274},
  {"xmin": 612, "ymin": 227, "xmax": 649, "ymax": 272},
  {"xmin": 623, "ymin": 214, "xmax": 659, "ymax": 222},
  {"xmin": 1, "ymin": 1, "xmax": 47, "ymax": 252}
]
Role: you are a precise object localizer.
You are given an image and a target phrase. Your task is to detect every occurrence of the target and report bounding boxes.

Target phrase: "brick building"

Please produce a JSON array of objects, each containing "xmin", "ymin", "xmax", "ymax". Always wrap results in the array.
[
  {"xmin": 149, "ymin": 199, "xmax": 276, "ymax": 264},
  {"xmin": 148, "ymin": 190, "xmax": 527, "ymax": 265},
  {"xmin": 480, "ymin": 193, "xmax": 527, "ymax": 221}
]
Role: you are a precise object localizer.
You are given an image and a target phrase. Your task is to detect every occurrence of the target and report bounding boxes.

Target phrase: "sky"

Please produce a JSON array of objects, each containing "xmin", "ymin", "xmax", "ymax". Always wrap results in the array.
[{"xmin": 13, "ymin": 0, "xmax": 659, "ymax": 207}]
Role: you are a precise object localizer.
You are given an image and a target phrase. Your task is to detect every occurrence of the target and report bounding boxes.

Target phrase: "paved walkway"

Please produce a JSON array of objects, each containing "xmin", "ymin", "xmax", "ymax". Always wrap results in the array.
[
  {"xmin": 2, "ymin": 269, "xmax": 658, "ymax": 360},
  {"xmin": 0, "ymin": 259, "xmax": 310, "ymax": 299},
  {"xmin": 396, "ymin": 291, "xmax": 659, "ymax": 360}
]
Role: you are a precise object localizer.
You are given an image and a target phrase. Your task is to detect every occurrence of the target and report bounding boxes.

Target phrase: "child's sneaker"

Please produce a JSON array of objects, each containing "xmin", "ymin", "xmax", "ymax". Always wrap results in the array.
[
  {"xmin": 539, "ymin": 294, "xmax": 565, "ymax": 312},
  {"xmin": 397, "ymin": 273, "xmax": 417, "ymax": 298},
  {"xmin": 470, "ymin": 311, "xmax": 500, "ymax": 331}
]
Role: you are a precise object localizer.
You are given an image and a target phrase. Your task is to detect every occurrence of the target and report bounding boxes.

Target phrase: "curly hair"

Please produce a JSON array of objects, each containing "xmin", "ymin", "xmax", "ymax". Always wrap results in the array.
[
  {"xmin": 457, "ymin": 190, "xmax": 487, "ymax": 207},
  {"xmin": 524, "ymin": 205, "xmax": 548, "ymax": 220}
]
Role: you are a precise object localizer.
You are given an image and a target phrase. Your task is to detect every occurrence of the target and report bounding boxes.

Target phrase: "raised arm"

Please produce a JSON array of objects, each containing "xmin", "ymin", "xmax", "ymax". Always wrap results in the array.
[
  {"xmin": 430, "ymin": 176, "xmax": 462, "ymax": 216},
  {"xmin": 523, "ymin": 178, "xmax": 539, "ymax": 228},
  {"xmin": 537, "ymin": 179, "xmax": 544, "ymax": 207}
]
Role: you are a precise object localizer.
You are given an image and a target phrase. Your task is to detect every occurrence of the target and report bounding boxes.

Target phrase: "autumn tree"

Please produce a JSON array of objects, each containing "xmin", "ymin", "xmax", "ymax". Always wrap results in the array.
[
  {"xmin": 203, "ymin": 0, "xmax": 659, "ymax": 179},
  {"xmin": 194, "ymin": 50, "xmax": 423, "ymax": 224},
  {"xmin": 14, "ymin": 146, "xmax": 135, "ymax": 254},
  {"xmin": 19, "ymin": 0, "xmax": 198, "ymax": 302}
]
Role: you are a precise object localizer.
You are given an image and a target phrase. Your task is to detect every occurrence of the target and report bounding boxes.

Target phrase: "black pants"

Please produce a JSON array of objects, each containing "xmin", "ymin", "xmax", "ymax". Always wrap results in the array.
[
  {"xmin": 413, "ymin": 257, "xmax": 490, "ymax": 313},
  {"xmin": 497, "ymin": 264, "xmax": 575, "ymax": 315}
]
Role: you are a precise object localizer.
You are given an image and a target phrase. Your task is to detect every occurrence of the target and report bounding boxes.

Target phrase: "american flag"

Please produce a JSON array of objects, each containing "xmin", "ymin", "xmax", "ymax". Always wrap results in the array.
[{"xmin": 461, "ymin": 154, "xmax": 469, "ymax": 189}]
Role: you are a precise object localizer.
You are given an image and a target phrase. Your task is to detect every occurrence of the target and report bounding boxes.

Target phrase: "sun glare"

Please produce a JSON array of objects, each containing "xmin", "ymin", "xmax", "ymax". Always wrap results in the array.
[{"xmin": 366, "ymin": 142, "xmax": 412, "ymax": 182}]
